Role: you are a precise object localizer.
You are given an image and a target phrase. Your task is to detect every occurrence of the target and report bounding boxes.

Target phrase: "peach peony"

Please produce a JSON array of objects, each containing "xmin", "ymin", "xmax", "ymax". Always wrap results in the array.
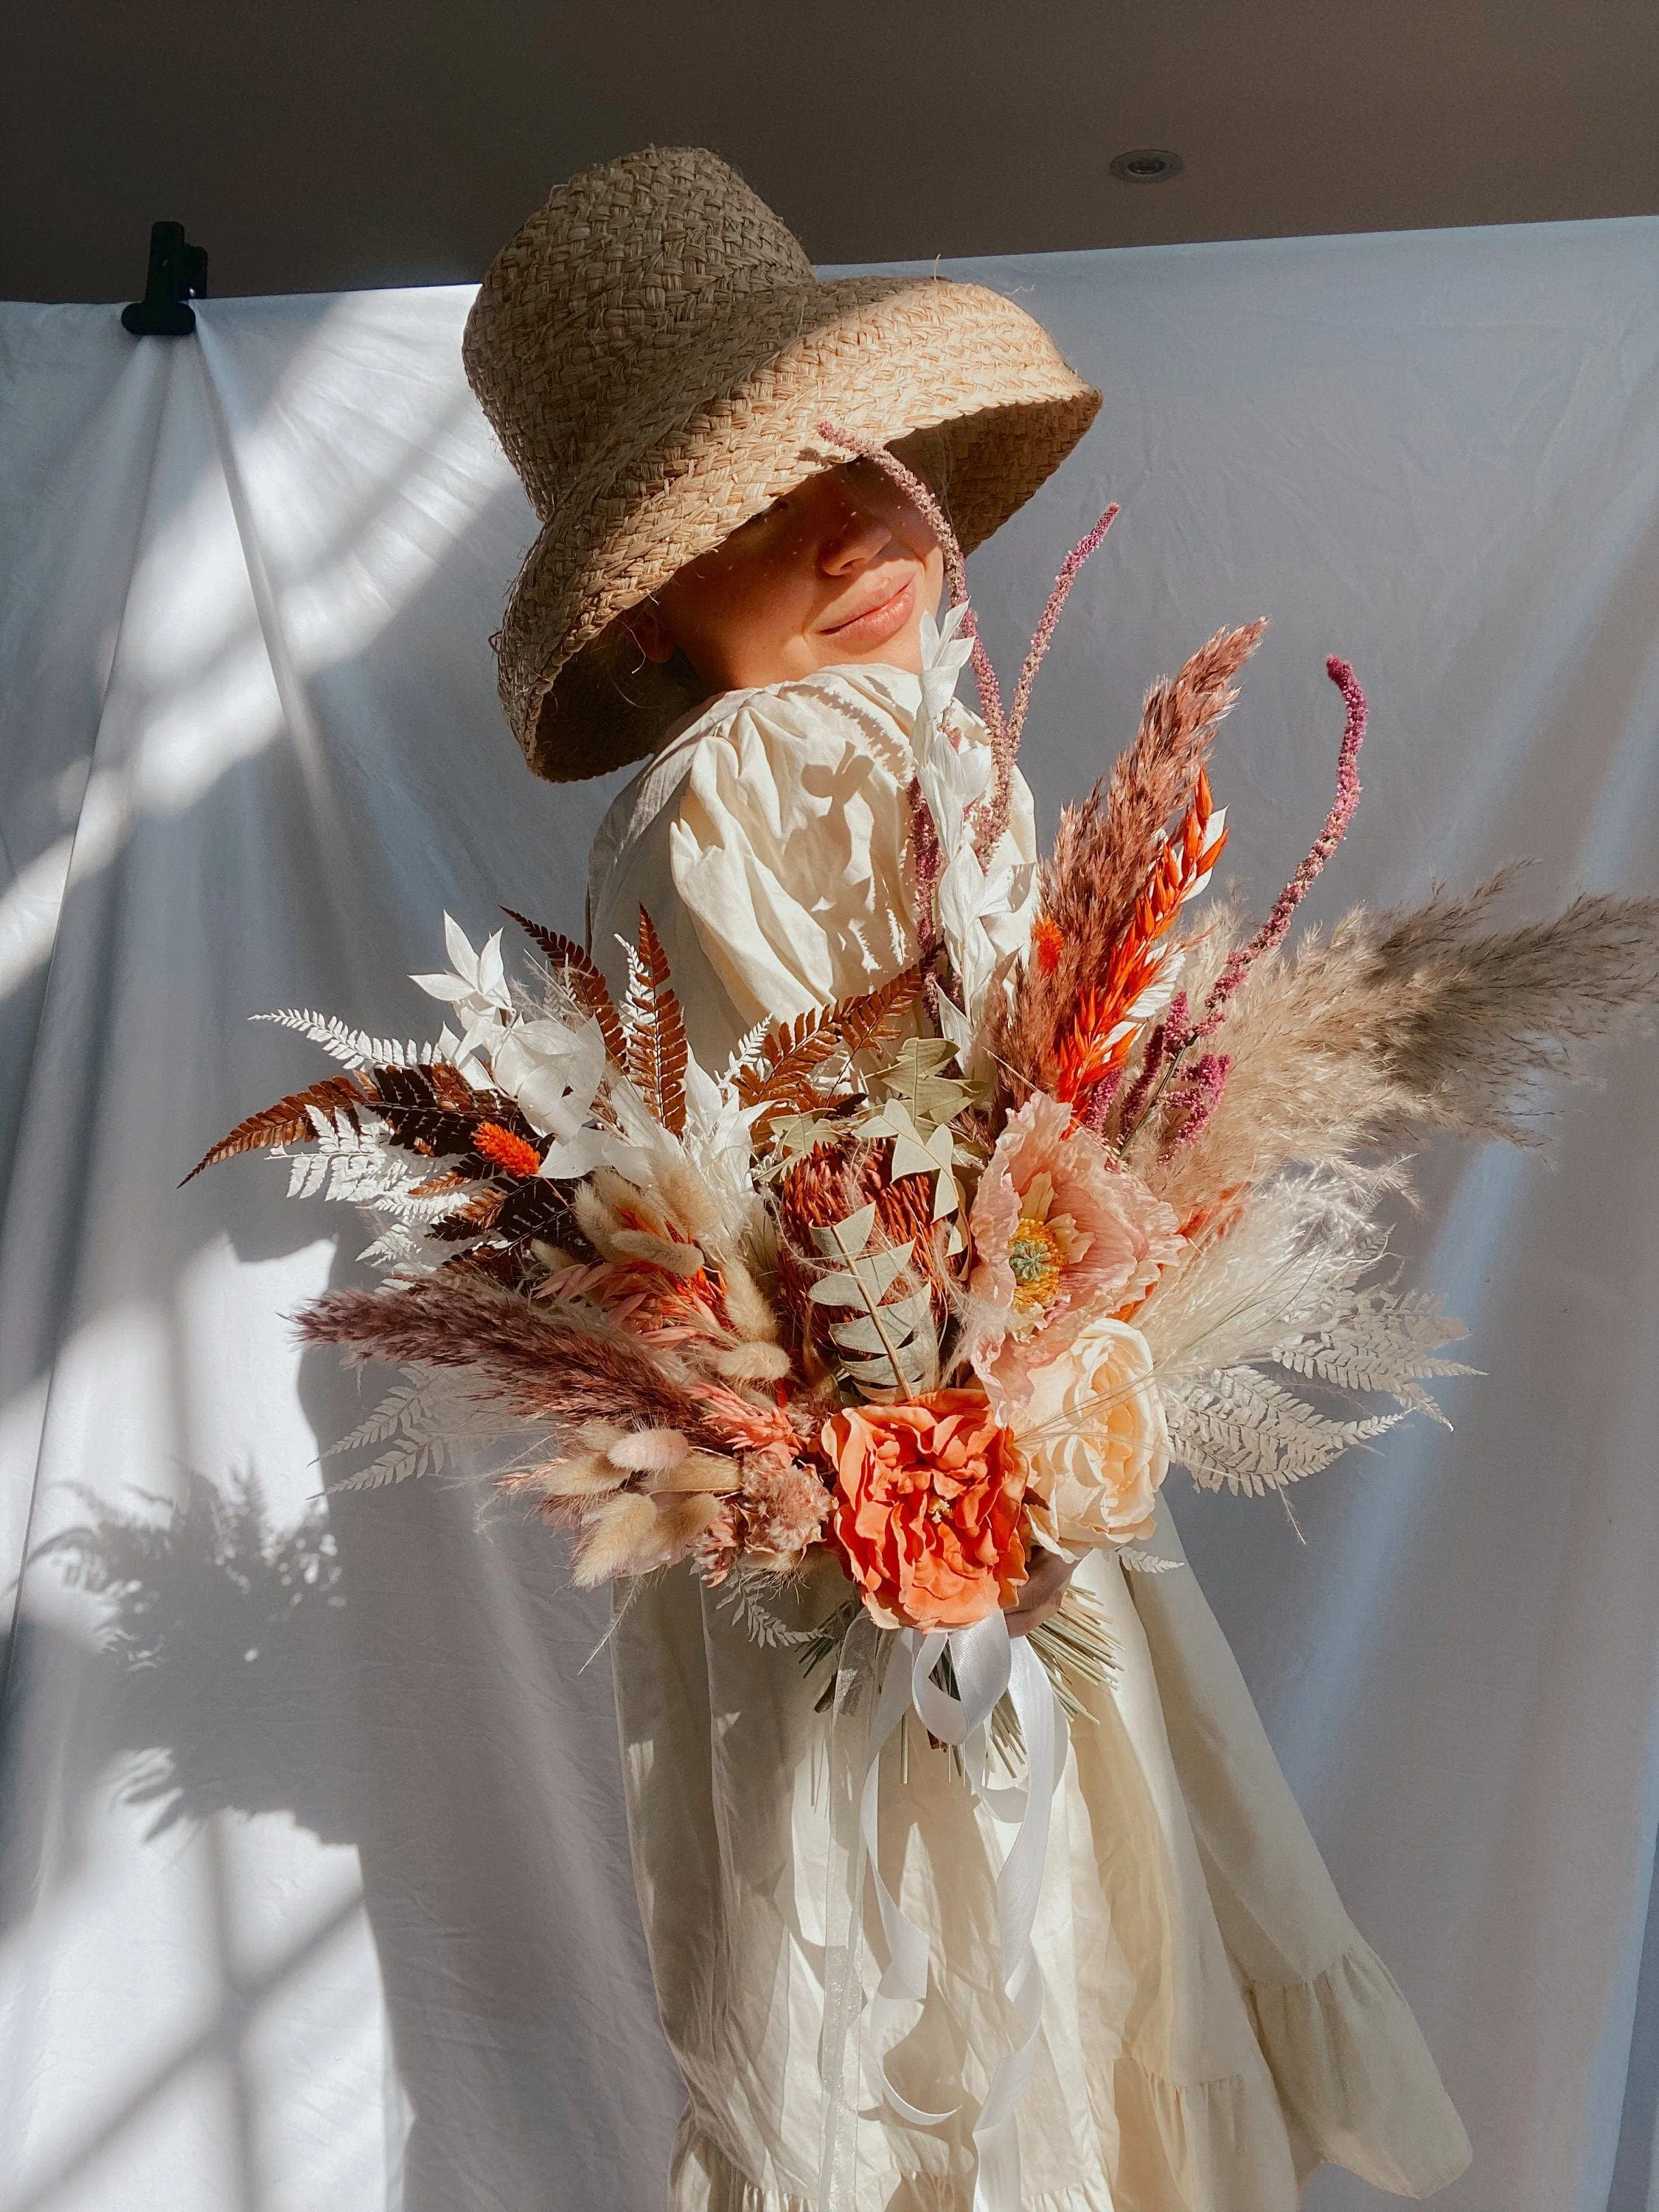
[
  {"xmin": 824, "ymin": 1389, "xmax": 1029, "ymax": 1630},
  {"xmin": 969, "ymin": 1092, "xmax": 1183, "ymax": 1416},
  {"xmin": 1013, "ymin": 1317, "xmax": 1169, "ymax": 1554}
]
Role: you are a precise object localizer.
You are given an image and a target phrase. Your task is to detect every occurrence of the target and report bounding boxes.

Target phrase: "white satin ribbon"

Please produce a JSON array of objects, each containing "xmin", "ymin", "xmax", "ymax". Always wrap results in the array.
[{"xmin": 816, "ymin": 1609, "xmax": 1068, "ymax": 2212}]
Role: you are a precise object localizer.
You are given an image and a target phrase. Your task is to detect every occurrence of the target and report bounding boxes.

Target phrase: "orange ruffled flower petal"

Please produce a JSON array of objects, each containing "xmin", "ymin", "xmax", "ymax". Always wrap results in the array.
[{"xmin": 824, "ymin": 1389, "xmax": 1029, "ymax": 1631}]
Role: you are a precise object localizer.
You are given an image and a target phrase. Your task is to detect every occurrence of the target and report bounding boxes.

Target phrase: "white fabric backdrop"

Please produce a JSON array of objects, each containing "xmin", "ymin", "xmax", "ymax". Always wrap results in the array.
[{"xmin": 2, "ymin": 215, "xmax": 1657, "ymax": 2212}]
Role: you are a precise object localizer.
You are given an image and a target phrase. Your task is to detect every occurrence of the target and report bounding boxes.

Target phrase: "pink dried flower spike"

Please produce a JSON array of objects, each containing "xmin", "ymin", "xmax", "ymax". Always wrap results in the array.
[
  {"xmin": 815, "ymin": 418, "xmax": 1117, "ymax": 863},
  {"xmin": 1195, "ymin": 655, "xmax": 1368, "ymax": 1036}
]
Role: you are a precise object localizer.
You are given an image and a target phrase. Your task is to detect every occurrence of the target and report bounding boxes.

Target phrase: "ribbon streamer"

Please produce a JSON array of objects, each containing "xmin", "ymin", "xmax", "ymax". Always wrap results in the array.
[{"xmin": 816, "ymin": 1610, "xmax": 1069, "ymax": 2212}]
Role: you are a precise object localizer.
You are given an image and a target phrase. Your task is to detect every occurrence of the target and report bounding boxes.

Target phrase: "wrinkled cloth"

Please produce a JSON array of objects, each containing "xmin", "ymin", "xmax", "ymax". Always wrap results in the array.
[{"xmin": 586, "ymin": 667, "xmax": 1470, "ymax": 2210}]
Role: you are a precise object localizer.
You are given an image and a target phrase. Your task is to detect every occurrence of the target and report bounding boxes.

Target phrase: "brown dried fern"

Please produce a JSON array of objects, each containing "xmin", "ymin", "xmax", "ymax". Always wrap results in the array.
[
  {"xmin": 503, "ymin": 906, "xmax": 627, "ymax": 1065},
  {"xmin": 181, "ymin": 1074, "xmax": 374, "ymax": 1183},
  {"xmin": 734, "ymin": 964, "xmax": 924, "ymax": 1115},
  {"xmin": 624, "ymin": 909, "xmax": 689, "ymax": 1134}
]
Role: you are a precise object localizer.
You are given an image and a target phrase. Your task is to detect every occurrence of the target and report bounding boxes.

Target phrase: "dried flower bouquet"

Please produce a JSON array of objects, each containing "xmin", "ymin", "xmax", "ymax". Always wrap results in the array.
[{"xmin": 191, "ymin": 448, "xmax": 1659, "ymax": 1655}]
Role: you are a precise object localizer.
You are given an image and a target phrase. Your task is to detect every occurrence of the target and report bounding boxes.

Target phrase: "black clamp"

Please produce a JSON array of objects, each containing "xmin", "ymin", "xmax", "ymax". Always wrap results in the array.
[{"xmin": 122, "ymin": 222, "xmax": 209, "ymax": 337}]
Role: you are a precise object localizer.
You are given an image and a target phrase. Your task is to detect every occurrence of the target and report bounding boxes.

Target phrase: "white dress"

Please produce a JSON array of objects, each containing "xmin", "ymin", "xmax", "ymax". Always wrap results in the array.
[{"xmin": 586, "ymin": 666, "xmax": 1470, "ymax": 2212}]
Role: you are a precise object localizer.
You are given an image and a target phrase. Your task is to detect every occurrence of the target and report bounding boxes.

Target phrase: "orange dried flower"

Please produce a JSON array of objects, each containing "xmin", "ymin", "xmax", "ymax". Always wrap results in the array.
[
  {"xmin": 474, "ymin": 1121, "xmax": 543, "ymax": 1179},
  {"xmin": 1051, "ymin": 771, "xmax": 1228, "ymax": 1114},
  {"xmin": 1030, "ymin": 916, "xmax": 1065, "ymax": 974},
  {"xmin": 824, "ymin": 1389, "xmax": 1028, "ymax": 1630}
]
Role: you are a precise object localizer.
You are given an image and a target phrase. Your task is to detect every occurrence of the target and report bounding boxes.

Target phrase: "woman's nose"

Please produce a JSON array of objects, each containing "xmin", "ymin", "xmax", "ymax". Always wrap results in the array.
[{"xmin": 817, "ymin": 499, "xmax": 894, "ymax": 577}]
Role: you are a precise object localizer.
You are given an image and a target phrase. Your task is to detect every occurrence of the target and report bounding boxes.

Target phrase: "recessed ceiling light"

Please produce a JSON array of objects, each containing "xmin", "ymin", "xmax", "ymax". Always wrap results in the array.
[{"xmin": 1109, "ymin": 148, "xmax": 1184, "ymax": 184}]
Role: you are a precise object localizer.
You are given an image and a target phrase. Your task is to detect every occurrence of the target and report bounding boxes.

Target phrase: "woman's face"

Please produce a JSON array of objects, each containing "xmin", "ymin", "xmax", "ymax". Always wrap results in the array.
[{"xmin": 626, "ymin": 458, "xmax": 945, "ymax": 694}]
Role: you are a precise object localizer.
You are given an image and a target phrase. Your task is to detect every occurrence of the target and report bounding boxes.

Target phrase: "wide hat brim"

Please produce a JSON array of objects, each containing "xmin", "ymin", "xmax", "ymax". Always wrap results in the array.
[{"xmin": 496, "ymin": 271, "xmax": 1100, "ymax": 782}]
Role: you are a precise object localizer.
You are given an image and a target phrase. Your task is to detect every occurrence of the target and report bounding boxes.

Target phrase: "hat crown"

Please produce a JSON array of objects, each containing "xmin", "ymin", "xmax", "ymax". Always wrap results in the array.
[{"xmin": 466, "ymin": 146, "xmax": 815, "ymax": 514}]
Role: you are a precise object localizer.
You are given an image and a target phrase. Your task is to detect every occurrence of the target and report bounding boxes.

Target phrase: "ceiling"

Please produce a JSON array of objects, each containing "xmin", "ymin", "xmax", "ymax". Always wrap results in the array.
[{"xmin": 4, "ymin": 0, "xmax": 1658, "ymax": 304}]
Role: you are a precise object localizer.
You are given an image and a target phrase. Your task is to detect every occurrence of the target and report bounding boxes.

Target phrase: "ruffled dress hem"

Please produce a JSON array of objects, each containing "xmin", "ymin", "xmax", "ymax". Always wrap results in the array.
[{"xmin": 666, "ymin": 1941, "xmax": 1471, "ymax": 2211}]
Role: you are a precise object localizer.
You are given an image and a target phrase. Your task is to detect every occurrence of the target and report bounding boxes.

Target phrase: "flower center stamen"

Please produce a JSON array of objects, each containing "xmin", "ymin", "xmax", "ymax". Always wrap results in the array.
[{"xmin": 1008, "ymin": 1218, "xmax": 1065, "ymax": 1311}]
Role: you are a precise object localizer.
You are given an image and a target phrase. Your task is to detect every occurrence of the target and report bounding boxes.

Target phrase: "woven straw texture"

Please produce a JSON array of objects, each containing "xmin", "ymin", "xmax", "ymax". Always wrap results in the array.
[{"xmin": 463, "ymin": 146, "xmax": 1101, "ymax": 781}]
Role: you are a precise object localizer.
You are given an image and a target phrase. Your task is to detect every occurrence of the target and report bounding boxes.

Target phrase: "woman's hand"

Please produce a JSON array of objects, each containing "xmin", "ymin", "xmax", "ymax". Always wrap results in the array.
[{"xmin": 1004, "ymin": 1546, "xmax": 1077, "ymax": 1639}]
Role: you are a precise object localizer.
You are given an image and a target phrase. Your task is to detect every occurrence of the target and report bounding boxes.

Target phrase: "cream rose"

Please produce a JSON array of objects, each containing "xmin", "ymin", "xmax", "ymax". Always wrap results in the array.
[{"xmin": 1012, "ymin": 1316, "xmax": 1168, "ymax": 1553}]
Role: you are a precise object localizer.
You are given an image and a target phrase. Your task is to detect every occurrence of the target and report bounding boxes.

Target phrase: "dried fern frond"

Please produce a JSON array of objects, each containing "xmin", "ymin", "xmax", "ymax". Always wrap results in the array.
[
  {"xmin": 734, "ymin": 964, "xmax": 925, "ymax": 1117},
  {"xmin": 251, "ymin": 1010, "xmax": 437, "ymax": 1071},
  {"xmin": 1138, "ymin": 1164, "xmax": 1402, "ymax": 1384},
  {"xmin": 623, "ymin": 909, "xmax": 689, "ymax": 1135},
  {"xmin": 1273, "ymin": 1287, "xmax": 1472, "ymax": 1423},
  {"xmin": 1138, "ymin": 1161, "xmax": 1470, "ymax": 1493},
  {"xmin": 503, "ymin": 906, "xmax": 626, "ymax": 1065},
  {"xmin": 1165, "ymin": 1368, "xmax": 1402, "ymax": 1497},
  {"xmin": 182, "ymin": 1074, "xmax": 375, "ymax": 1183}
]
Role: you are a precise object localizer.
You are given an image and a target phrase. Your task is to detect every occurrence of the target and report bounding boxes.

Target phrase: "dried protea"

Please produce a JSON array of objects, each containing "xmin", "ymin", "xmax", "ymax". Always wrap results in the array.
[{"xmin": 773, "ymin": 1135, "xmax": 957, "ymax": 1371}]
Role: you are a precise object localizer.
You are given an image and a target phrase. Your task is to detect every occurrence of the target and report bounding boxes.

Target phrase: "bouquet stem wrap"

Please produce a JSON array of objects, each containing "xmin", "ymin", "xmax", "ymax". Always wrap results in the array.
[{"xmin": 817, "ymin": 1612, "xmax": 1068, "ymax": 2212}]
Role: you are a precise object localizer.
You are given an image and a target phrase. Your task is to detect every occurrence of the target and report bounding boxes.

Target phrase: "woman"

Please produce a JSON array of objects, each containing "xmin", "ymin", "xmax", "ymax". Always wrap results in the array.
[{"xmin": 462, "ymin": 145, "xmax": 1470, "ymax": 2211}]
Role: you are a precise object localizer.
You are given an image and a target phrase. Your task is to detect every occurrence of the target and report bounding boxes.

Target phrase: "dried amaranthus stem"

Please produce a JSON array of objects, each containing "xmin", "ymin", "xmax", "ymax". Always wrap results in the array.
[{"xmin": 1193, "ymin": 655, "xmax": 1367, "ymax": 1039}]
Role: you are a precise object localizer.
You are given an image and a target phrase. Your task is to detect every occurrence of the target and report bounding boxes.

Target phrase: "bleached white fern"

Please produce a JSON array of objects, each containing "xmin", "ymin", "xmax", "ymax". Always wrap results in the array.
[
  {"xmin": 1139, "ymin": 1166, "xmax": 1397, "ymax": 1386},
  {"xmin": 324, "ymin": 1368, "xmax": 453, "ymax": 1490},
  {"xmin": 252, "ymin": 1009, "xmax": 436, "ymax": 1070},
  {"xmin": 282, "ymin": 1123, "xmax": 477, "ymax": 1227},
  {"xmin": 1166, "ymin": 1368, "xmax": 1402, "ymax": 1496},
  {"xmin": 1270, "ymin": 1287, "xmax": 1471, "ymax": 1425},
  {"xmin": 1118, "ymin": 1548, "xmax": 1185, "ymax": 1574},
  {"xmin": 329, "ymin": 1430, "xmax": 451, "ymax": 1492},
  {"xmin": 714, "ymin": 1568, "xmax": 815, "ymax": 1649},
  {"xmin": 324, "ymin": 1368, "xmax": 532, "ymax": 1492},
  {"xmin": 322, "ymin": 1371, "xmax": 435, "ymax": 1459},
  {"xmin": 1140, "ymin": 1162, "xmax": 1472, "ymax": 1495},
  {"xmin": 356, "ymin": 1220, "xmax": 430, "ymax": 1270}
]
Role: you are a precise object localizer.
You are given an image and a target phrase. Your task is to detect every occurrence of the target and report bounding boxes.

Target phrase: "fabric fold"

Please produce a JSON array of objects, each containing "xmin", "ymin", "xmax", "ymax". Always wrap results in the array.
[{"xmin": 1246, "ymin": 1944, "xmax": 1474, "ymax": 2197}]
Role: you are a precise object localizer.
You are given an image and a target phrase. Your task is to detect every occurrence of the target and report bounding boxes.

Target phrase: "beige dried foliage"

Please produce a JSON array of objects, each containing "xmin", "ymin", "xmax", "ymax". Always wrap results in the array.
[
  {"xmin": 1142, "ymin": 873, "xmax": 1659, "ymax": 1220},
  {"xmin": 535, "ymin": 1455, "xmax": 626, "ymax": 1500},
  {"xmin": 718, "ymin": 1248, "xmax": 785, "ymax": 1347},
  {"xmin": 1360, "ymin": 877, "xmax": 1659, "ymax": 1137}
]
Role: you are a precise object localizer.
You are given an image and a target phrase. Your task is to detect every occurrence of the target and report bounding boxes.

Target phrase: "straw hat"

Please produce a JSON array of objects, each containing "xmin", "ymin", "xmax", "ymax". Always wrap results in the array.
[{"xmin": 464, "ymin": 146, "xmax": 1101, "ymax": 782}]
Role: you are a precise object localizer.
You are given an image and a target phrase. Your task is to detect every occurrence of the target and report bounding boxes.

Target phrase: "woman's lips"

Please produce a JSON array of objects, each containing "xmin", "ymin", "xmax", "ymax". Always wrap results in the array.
[{"xmin": 818, "ymin": 571, "xmax": 917, "ymax": 650}]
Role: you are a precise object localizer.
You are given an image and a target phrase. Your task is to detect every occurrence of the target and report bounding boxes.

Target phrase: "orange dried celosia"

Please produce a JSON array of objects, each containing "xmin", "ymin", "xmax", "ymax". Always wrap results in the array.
[{"xmin": 474, "ymin": 1121, "xmax": 544, "ymax": 1178}]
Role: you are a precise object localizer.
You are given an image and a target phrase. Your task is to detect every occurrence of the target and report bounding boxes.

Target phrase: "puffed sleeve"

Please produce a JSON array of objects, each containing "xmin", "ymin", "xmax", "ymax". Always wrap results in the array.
[{"xmin": 667, "ymin": 684, "xmax": 919, "ymax": 1035}]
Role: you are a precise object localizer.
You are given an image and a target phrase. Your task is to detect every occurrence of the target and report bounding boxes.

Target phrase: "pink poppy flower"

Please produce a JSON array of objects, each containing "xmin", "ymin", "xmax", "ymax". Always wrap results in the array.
[{"xmin": 969, "ymin": 1092, "xmax": 1183, "ymax": 1416}]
